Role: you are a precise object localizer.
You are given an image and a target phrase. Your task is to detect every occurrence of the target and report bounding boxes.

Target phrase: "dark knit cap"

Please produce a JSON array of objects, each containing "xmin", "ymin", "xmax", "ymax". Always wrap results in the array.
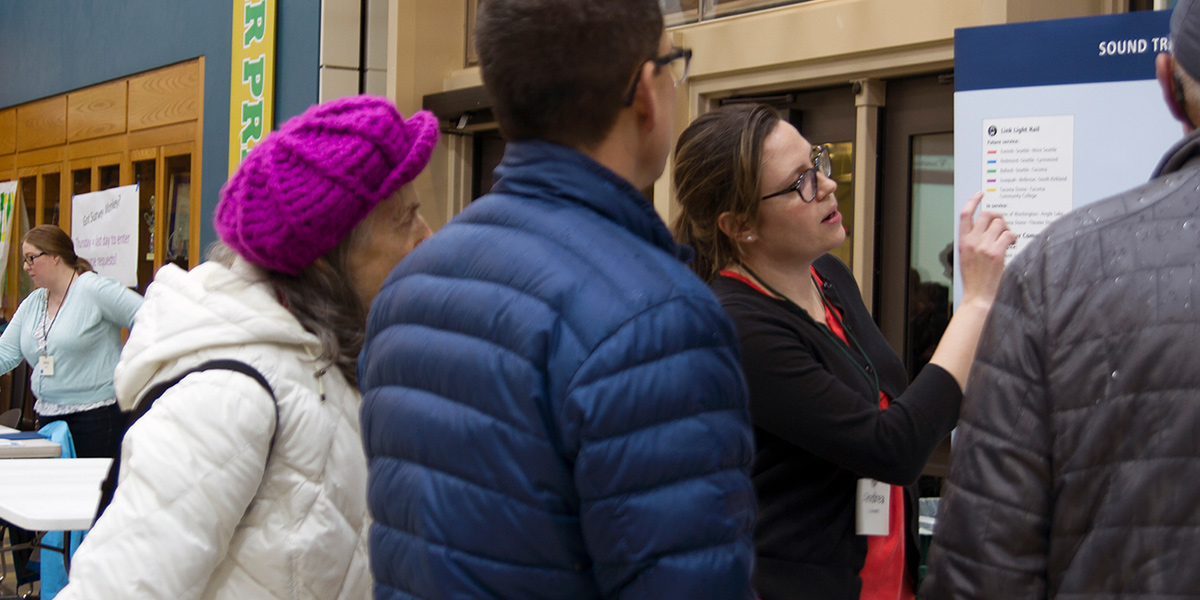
[{"xmin": 1174, "ymin": 0, "xmax": 1200, "ymax": 80}]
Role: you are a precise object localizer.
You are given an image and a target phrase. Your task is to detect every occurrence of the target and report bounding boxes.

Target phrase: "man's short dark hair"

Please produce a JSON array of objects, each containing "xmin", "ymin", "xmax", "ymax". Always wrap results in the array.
[{"xmin": 475, "ymin": 0, "xmax": 664, "ymax": 149}]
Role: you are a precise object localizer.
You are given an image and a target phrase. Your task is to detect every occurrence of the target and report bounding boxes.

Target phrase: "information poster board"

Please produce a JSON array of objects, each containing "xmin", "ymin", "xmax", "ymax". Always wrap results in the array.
[
  {"xmin": 71, "ymin": 185, "xmax": 139, "ymax": 287},
  {"xmin": 954, "ymin": 11, "xmax": 1180, "ymax": 300}
]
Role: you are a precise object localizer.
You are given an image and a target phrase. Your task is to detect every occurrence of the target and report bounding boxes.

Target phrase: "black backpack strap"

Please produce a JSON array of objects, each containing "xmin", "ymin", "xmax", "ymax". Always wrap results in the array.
[
  {"xmin": 127, "ymin": 359, "xmax": 276, "ymax": 430},
  {"xmin": 100, "ymin": 360, "xmax": 277, "ymax": 521}
]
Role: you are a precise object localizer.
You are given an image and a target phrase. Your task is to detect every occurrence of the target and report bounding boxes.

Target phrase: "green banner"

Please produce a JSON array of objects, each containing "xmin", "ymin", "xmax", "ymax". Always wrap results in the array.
[{"xmin": 0, "ymin": 181, "xmax": 16, "ymax": 285}]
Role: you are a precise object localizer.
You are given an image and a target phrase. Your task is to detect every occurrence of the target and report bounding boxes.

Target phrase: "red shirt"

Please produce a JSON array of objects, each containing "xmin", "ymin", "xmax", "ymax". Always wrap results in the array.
[
  {"xmin": 719, "ymin": 268, "xmax": 914, "ymax": 600},
  {"xmin": 811, "ymin": 269, "xmax": 913, "ymax": 600}
]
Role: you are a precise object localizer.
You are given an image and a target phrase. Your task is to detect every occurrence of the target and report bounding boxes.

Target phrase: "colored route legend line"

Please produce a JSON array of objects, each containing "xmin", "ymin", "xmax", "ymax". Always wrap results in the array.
[{"xmin": 980, "ymin": 115, "xmax": 1074, "ymax": 262}]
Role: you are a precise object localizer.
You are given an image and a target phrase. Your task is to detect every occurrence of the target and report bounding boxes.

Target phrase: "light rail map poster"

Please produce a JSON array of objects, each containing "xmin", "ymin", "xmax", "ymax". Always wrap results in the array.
[{"xmin": 954, "ymin": 11, "xmax": 1179, "ymax": 301}]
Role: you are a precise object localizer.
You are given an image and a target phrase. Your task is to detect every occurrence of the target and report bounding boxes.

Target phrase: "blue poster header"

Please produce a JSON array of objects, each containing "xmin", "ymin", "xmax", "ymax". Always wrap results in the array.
[{"xmin": 955, "ymin": 10, "xmax": 1171, "ymax": 92}]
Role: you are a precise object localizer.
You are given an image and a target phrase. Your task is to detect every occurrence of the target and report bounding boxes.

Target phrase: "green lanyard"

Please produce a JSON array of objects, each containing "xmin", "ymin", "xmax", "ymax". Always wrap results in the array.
[{"xmin": 738, "ymin": 262, "xmax": 882, "ymax": 402}]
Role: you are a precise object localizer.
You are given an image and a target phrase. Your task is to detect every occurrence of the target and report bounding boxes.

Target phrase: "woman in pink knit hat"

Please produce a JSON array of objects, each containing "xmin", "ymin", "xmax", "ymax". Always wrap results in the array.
[{"xmin": 57, "ymin": 95, "xmax": 439, "ymax": 600}]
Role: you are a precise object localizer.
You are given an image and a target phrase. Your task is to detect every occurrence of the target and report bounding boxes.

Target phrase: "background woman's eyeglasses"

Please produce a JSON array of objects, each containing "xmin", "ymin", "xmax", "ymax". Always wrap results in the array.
[
  {"xmin": 761, "ymin": 145, "xmax": 832, "ymax": 203},
  {"xmin": 22, "ymin": 252, "xmax": 46, "ymax": 266}
]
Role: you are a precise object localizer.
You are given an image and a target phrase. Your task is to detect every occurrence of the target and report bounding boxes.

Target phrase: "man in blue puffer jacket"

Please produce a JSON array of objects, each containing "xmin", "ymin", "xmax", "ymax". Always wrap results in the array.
[{"xmin": 358, "ymin": 0, "xmax": 756, "ymax": 598}]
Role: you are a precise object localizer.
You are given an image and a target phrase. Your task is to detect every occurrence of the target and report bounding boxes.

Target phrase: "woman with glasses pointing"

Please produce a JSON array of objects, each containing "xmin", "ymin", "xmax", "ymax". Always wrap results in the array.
[
  {"xmin": 671, "ymin": 104, "xmax": 1014, "ymax": 600},
  {"xmin": 0, "ymin": 225, "xmax": 142, "ymax": 480}
]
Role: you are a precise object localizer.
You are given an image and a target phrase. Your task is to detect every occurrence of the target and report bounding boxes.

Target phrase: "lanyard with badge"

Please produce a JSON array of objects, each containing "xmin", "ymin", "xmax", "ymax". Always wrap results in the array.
[
  {"xmin": 36, "ymin": 271, "xmax": 75, "ymax": 377},
  {"xmin": 739, "ymin": 262, "xmax": 890, "ymax": 536}
]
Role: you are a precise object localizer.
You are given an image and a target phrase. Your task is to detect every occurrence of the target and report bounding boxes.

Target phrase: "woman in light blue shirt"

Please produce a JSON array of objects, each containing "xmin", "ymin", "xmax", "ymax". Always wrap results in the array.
[{"xmin": 0, "ymin": 225, "xmax": 142, "ymax": 478}]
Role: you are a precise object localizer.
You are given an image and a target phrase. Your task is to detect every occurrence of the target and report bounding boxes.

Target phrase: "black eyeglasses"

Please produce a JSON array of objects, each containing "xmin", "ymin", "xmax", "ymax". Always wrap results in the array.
[
  {"xmin": 622, "ymin": 46, "xmax": 692, "ymax": 106},
  {"xmin": 761, "ymin": 145, "xmax": 832, "ymax": 202},
  {"xmin": 22, "ymin": 252, "xmax": 46, "ymax": 266}
]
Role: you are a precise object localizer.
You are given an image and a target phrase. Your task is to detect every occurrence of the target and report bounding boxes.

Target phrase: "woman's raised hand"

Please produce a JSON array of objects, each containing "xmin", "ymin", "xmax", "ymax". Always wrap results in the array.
[{"xmin": 958, "ymin": 191, "xmax": 1016, "ymax": 307}]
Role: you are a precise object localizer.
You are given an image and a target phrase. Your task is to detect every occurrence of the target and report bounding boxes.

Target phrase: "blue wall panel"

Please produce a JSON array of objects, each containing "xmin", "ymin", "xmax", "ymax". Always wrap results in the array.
[{"xmin": 0, "ymin": 0, "xmax": 320, "ymax": 254}]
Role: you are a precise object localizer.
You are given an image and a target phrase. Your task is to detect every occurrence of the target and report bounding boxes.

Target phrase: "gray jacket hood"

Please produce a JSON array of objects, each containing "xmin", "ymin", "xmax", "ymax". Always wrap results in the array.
[{"xmin": 1153, "ymin": 126, "xmax": 1200, "ymax": 178}]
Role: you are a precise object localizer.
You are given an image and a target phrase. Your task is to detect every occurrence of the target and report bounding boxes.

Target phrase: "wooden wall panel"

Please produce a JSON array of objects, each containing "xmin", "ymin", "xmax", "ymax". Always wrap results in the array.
[
  {"xmin": 15, "ymin": 146, "xmax": 63, "ymax": 169},
  {"xmin": 68, "ymin": 81, "xmax": 128, "ymax": 142},
  {"xmin": 128, "ymin": 61, "xmax": 200, "ymax": 131},
  {"xmin": 67, "ymin": 134, "xmax": 125, "ymax": 161},
  {"xmin": 0, "ymin": 109, "xmax": 15, "ymax": 155},
  {"xmin": 16, "ymin": 97, "xmax": 67, "ymax": 152},
  {"xmin": 0, "ymin": 154, "xmax": 14, "ymax": 176},
  {"xmin": 130, "ymin": 147, "xmax": 157, "ymax": 162},
  {"xmin": 128, "ymin": 121, "xmax": 195, "ymax": 150}
]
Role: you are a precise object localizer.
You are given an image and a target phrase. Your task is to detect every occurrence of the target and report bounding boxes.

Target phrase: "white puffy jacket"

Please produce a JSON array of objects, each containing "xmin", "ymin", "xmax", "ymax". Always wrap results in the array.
[{"xmin": 57, "ymin": 260, "xmax": 371, "ymax": 600}]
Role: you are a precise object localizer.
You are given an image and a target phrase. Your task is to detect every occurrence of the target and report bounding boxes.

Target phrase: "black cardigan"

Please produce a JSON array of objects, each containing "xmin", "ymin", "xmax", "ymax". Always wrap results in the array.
[{"xmin": 711, "ymin": 254, "xmax": 961, "ymax": 600}]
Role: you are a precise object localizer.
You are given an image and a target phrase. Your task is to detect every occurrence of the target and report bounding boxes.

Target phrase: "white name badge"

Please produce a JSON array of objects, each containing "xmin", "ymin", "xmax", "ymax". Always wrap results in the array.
[
  {"xmin": 37, "ymin": 355, "xmax": 55, "ymax": 377},
  {"xmin": 856, "ymin": 478, "xmax": 889, "ymax": 536}
]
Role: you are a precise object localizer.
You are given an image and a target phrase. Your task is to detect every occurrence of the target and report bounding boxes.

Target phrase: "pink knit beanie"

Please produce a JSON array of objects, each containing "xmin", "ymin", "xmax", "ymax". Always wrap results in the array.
[{"xmin": 215, "ymin": 95, "xmax": 440, "ymax": 275}]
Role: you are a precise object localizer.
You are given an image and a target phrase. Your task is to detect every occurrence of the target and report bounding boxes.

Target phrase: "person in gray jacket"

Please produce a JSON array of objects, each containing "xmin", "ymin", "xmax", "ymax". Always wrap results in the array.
[{"xmin": 922, "ymin": 1, "xmax": 1200, "ymax": 598}]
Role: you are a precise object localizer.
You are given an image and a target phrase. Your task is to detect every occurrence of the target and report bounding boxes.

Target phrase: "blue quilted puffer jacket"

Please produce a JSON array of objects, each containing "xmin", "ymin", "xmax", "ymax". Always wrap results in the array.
[{"xmin": 360, "ymin": 140, "xmax": 756, "ymax": 600}]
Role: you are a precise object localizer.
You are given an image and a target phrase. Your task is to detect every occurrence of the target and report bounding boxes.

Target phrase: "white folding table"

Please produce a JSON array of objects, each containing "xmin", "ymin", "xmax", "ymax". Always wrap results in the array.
[
  {"xmin": 0, "ymin": 458, "xmax": 110, "ymax": 531},
  {"xmin": 0, "ymin": 457, "xmax": 112, "ymax": 591},
  {"xmin": 0, "ymin": 426, "xmax": 61, "ymax": 459}
]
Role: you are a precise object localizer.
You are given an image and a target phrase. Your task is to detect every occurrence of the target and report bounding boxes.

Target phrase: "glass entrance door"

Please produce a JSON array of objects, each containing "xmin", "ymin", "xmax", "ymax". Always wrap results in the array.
[
  {"xmin": 878, "ymin": 75, "xmax": 954, "ymax": 367},
  {"xmin": 907, "ymin": 133, "xmax": 954, "ymax": 381},
  {"xmin": 877, "ymin": 74, "xmax": 955, "ymax": 481}
]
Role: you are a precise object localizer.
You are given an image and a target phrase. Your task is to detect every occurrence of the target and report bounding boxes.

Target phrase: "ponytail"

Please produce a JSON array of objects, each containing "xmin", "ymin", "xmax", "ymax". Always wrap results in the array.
[{"xmin": 672, "ymin": 104, "xmax": 782, "ymax": 282}]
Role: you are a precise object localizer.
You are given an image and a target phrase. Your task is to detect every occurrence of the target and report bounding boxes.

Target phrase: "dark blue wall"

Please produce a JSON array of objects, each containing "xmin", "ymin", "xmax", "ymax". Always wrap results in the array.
[{"xmin": 0, "ymin": 0, "xmax": 320, "ymax": 253}]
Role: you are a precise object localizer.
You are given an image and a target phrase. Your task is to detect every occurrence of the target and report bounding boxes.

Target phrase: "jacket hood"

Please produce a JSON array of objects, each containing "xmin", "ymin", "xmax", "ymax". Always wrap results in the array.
[
  {"xmin": 1152, "ymin": 127, "xmax": 1200, "ymax": 177},
  {"xmin": 114, "ymin": 259, "xmax": 321, "ymax": 410}
]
